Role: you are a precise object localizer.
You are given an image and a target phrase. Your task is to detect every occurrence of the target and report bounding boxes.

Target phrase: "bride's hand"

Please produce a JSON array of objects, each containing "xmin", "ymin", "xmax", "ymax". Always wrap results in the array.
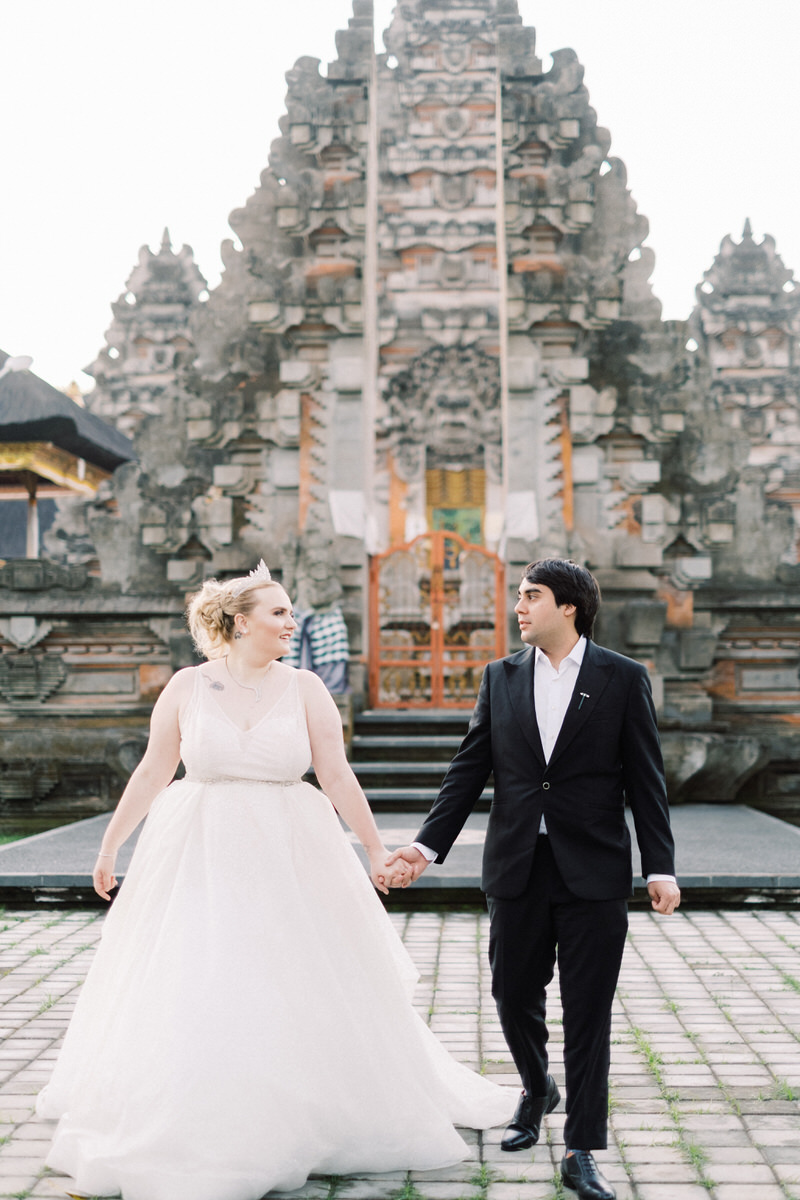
[
  {"xmin": 371, "ymin": 854, "xmax": 410, "ymax": 892},
  {"xmin": 93, "ymin": 852, "xmax": 118, "ymax": 901},
  {"xmin": 367, "ymin": 849, "xmax": 410, "ymax": 897},
  {"xmin": 381, "ymin": 858, "xmax": 412, "ymax": 889}
]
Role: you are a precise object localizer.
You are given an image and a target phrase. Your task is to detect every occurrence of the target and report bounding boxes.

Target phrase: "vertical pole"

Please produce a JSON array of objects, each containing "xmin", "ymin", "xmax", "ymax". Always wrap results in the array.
[
  {"xmin": 494, "ymin": 64, "xmax": 510, "ymax": 532},
  {"xmin": 368, "ymin": 554, "xmax": 379, "ymax": 706},
  {"xmin": 431, "ymin": 533, "xmax": 444, "ymax": 707},
  {"xmin": 362, "ymin": 11, "xmax": 380, "ymax": 684},
  {"xmin": 25, "ymin": 478, "xmax": 40, "ymax": 559}
]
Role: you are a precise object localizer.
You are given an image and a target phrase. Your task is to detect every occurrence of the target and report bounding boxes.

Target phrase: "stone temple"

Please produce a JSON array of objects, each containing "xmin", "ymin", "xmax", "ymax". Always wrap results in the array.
[{"xmin": 2, "ymin": 0, "xmax": 800, "ymax": 825}]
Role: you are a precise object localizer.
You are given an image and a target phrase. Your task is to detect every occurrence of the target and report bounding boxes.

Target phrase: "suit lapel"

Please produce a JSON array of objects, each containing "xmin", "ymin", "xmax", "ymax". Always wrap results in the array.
[
  {"xmin": 502, "ymin": 649, "xmax": 546, "ymax": 766},
  {"xmin": 547, "ymin": 641, "xmax": 614, "ymax": 770}
]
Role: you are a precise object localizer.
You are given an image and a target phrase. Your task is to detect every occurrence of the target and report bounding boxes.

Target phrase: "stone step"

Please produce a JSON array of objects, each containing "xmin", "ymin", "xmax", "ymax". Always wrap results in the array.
[
  {"xmin": 308, "ymin": 766, "xmax": 483, "ymax": 808},
  {"xmin": 349, "ymin": 710, "xmax": 471, "ymax": 805},
  {"xmin": 351, "ymin": 760, "xmax": 449, "ymax": 777},
  {"xmin": 354, "ymin": 710, "xmax": 470, "ymax": 739},
  {"xmin": 355, "ymin": 766, "xmax": 447, "ymax": 787},
  {"xmin": 357, "ymin": 709, "xmax": 471, "ymax": 725},
  {"xmin": 350, "ymin": 734, "xmax": 464, "ymax": 760},
  {"xmin": 362, "ymin": 787, "xmax": 492, "ymax": 812},
  {"xmin": 314, "ymin": 761, "xmax": 466, "ymax": 777},
  {"xmin": 353, "ymin": 763, "xmax": 492, "ymax": 792}
]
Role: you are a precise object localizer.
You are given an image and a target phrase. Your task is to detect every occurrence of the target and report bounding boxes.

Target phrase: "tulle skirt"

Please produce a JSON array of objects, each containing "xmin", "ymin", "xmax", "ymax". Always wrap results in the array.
[{"xmin": 37, "ymin": 778, "xmax": 514, "ymax": 1200}]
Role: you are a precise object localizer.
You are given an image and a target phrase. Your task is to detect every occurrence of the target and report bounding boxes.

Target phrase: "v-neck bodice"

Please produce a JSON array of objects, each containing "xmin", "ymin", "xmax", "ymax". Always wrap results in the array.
[
  {"xmin": 203, "ymin": 672, "xmax": 297, "ymax": 735},
  {"xmin": 179, "ymin": 666, "xmax": 312, "ymax": 784}
]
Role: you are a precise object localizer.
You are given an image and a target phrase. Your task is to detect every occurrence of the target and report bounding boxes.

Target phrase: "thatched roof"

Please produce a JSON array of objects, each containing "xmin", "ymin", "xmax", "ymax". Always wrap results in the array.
[{"xmin": 0, "ymin": 351, "xmax": 134, "ymax": 472}]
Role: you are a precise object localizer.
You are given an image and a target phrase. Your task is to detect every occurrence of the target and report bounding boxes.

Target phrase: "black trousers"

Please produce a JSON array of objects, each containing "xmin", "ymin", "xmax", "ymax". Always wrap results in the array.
[{"xmin": 487, "ymin": 835, "xmax": 628, "ymax": 1150}]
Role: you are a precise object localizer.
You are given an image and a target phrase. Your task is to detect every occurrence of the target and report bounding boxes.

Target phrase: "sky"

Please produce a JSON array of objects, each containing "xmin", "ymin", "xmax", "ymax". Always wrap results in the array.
[{"xmin": 1, "ymin": 0, "xmax": 798, "ymax": 393}]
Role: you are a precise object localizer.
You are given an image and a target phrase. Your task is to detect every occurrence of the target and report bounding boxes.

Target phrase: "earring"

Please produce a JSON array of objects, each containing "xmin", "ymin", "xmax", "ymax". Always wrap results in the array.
[{"xmin": 234, "ymin": 632, "xmax": 242, "ymax": 640}]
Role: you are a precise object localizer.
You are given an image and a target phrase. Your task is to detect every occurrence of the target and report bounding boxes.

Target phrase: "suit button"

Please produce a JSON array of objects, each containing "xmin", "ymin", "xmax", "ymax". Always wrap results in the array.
[{"xmin": 542, "ymin": 781, "xmax": 550, "ymax": 790}]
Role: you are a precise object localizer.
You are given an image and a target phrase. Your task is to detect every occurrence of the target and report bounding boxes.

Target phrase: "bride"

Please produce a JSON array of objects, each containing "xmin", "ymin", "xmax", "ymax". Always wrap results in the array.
[{"xmin": 37, "ymin": 563, "xmax": 514, "ymax": 1200}]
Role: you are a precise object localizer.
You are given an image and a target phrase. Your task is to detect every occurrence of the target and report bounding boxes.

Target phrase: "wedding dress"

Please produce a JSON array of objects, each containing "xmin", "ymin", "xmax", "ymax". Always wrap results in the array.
[{"xmin": 37, "ymin": 668, "xmax": 514, "ymax": 1200}]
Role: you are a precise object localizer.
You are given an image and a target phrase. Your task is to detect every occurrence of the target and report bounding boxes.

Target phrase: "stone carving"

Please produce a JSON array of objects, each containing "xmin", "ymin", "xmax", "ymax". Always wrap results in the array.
[
  {"xmin": 0, "ymin": 561, "xmax": 87, "ymax": 591},
  {"xmin": 85, "ymin": 230, "xmax": 207, "ymax": 438},
  {"xmin": 0, "ymin": 653, "xmax": 67, "ymax": 703},
  {"xmin": 380, "ymin": 345, "xmax": 501, "ymax": 479},
  {"xmin": 0, "ymin": 761, "xmax": 61, "ymax": 806},
  {"xmin": 0, "ymin": 618, "xmax": 52, "ymax": 650},
  {"xmin": 281, "ymin": 529, "xmax": 343, "ymax": 612},
  {"xmin": 661, "ymin": 732, "xmax": 766, "ymax": 804}
]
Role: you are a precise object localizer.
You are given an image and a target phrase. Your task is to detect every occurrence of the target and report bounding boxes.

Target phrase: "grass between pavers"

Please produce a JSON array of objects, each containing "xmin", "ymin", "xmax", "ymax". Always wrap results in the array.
[
  {"xmin": 318, "ymin": 1161, "xmax": 495, "ymax": 1200},
  {"xmin": 620, "ymin": 911, "xmax": 800, "ymax": 1199},
  {"xmin": 543, "ymin": 1126, "xmax": 567, "ymax": 1199},
  {"xmin": 624, "ymin": 1021, "xmax": 719, "ymax": 1191},
  {"xmin": 764, "ymin": 1078, "xmax": 797, "ymax": 1103},
  {"xmin": 0, "ymin": 911, "xmax": 105, "ymax": 1200},
  {"xmin": 3, "ymin": 910, "xmax": 800, "ymax": 1200}
]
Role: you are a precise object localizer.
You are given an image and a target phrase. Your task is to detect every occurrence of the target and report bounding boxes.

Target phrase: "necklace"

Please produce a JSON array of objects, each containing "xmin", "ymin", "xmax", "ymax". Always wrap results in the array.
[{"xmin": 225, "ymin": 657, "xmax": 274, "ymax": 703}]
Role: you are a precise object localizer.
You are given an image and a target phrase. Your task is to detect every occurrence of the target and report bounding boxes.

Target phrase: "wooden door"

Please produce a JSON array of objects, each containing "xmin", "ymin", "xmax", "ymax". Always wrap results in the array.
[{"xmin": 369, "ymin": 531, "xmax": 505, "ymax": 708}]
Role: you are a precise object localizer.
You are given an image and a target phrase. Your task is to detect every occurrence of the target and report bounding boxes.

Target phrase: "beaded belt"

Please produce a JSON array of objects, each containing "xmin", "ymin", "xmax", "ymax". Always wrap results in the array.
[{"xmin": 183, "ymin": 776, "xmax": 302, "ymax": 787}]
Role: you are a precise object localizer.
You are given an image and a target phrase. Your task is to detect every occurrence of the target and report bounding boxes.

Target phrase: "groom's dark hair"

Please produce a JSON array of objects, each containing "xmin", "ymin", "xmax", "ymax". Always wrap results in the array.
[{"xmin": 522, "ymin": 558, "xmax": 601, "ymax": 639}]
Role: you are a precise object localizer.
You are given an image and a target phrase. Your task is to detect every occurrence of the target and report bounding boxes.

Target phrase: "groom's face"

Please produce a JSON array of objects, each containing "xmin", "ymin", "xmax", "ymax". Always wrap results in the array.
[{"xmin": 515, "ymin": 580, "xmax": 576, "ymax": 651}]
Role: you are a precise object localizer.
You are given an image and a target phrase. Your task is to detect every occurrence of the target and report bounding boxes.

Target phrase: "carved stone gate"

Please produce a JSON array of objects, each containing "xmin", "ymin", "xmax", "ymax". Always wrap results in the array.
[{"xmin": 368, "ymin": 532, "xmax": 505, "ymax": 708}]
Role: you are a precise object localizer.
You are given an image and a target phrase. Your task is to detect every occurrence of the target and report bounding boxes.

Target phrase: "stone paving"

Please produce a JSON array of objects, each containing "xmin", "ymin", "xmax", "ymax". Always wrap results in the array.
[{"xmin": 0, "ymin": 907, "xmax": 799, "ymax": 1200}]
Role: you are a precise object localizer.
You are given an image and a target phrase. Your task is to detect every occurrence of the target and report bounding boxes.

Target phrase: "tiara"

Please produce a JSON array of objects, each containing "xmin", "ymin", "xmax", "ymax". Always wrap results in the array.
[{"xmin": 230, "ymin": 559, "xmax": 272, "ymax": 598}]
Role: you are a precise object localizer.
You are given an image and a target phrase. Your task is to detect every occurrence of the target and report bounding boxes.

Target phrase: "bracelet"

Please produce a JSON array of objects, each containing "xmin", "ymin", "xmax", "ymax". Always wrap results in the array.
[{"xmin": 97, "ymin": 853, "xmax": 114, "ymax": 859}]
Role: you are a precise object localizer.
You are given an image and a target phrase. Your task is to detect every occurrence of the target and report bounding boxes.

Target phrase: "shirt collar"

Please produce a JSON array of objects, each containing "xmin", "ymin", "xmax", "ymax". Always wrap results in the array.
[{"xmin": 534, "ymin": 635, "xmax": 587, "ymax": 671}]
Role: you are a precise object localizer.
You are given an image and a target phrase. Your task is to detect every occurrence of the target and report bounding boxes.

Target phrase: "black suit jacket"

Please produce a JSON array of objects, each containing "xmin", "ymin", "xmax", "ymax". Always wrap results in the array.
[{"xmin": 416, "ymin": 640, "xmax": 676, "ymax": 900}]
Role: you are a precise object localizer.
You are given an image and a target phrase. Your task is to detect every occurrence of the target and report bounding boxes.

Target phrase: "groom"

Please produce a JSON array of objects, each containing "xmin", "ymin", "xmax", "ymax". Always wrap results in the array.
[{"xmin": 387, "ymin": 558, "xmax": 679, "ymax": 1200}]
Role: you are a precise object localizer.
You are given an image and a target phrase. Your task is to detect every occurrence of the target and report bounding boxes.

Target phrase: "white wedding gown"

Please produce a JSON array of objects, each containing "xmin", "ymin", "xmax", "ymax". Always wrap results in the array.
[{"xmin": 37, "ymin": 668, "xmax": 514, "ymax": 1200}]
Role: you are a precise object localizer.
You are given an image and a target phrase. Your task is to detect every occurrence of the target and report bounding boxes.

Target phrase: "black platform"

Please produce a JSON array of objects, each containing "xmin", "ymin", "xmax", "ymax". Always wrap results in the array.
[{"xmin": 1, "ymin": 803, "xmax": 799, "ymax": 907}]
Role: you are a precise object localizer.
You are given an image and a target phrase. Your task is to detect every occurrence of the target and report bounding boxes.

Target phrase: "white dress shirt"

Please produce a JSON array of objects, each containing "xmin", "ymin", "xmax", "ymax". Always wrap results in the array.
[
  {"xmin": 535, "ymin": 637, "xmax": 586, "ymax": 828},
  {"xmin": 415, "ymin": 636, "xmax": 675, "ymax": 884}
]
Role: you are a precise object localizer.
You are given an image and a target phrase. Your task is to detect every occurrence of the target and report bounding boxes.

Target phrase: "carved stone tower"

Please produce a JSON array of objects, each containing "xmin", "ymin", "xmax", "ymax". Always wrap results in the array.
[
  {"xmin": 6, "ymin": 2, "xmax": 800, "ymax": 821},
  {"xmin": 148, "ymin": 0, "xmax": 662, "ymax": 703},
  {"xmin": 86, "ymin": 230, "xmax": 207, "ymax": 438}
]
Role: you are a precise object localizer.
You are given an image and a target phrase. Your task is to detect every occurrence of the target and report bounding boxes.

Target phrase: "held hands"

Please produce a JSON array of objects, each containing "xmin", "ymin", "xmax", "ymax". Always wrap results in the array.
[
  {"xmin": 384, "ymin": 845, "xmax": 429, "ymax": 889},
  {"xmin": 368, "ymin": 848, "xmax": 412, "ymax": 895},
  {"xmin": 93, "ymin": 852, "xmax": 118, "ymax": 902},
  {"xmin": 369, "ymin": 845, "xmax": 430, "ymax": 893},
  {"xmin": 647, "ymin": 878, "xmax": 681, "ymax": 915}
]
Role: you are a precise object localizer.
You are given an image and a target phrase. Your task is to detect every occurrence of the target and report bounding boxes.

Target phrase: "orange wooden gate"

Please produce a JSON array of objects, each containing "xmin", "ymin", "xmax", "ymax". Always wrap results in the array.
[{"xmin": 369, "ymin": 531, "xmax": 505, "ymax": 708}]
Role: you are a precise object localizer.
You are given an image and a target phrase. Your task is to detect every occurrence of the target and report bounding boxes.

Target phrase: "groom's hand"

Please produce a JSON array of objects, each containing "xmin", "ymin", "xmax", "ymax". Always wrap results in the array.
[
  {"xmin": 385, "ymin": 845, "xmax": 429, "ymax": 888},
  {"xmin": 647, "ymin": 879, "xmax": 681, "ymax": 915}
]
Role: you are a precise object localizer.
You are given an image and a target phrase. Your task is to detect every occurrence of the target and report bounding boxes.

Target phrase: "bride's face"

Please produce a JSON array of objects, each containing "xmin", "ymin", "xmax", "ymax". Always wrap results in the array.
[{"xmin": 236, "ymin": 586, "xmax": 297, "ymax": 657}]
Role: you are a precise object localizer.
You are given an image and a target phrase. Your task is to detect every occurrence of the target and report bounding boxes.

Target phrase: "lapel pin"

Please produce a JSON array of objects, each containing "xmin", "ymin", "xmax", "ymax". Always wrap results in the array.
[{"xmin": 578, "ymin": 692, "xmax": 590, "ymax": 709}]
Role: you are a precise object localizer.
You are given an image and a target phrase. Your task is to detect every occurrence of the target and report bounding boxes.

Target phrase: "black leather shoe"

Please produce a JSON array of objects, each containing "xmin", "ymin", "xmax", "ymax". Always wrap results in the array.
[
  {"xmin": 561, "ymin": 1151, "xmax": 616, "ymax": 1200},
  {"xmin": 500, "ymin": 1075, "xmax": 560, "ymax": 1151}
]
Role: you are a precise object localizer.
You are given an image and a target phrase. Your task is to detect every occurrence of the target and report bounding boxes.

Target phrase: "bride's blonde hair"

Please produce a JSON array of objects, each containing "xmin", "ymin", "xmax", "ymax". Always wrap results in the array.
[{"xmin": 186, "ymin": 576, "xmax": 282, "ymax": 660}]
